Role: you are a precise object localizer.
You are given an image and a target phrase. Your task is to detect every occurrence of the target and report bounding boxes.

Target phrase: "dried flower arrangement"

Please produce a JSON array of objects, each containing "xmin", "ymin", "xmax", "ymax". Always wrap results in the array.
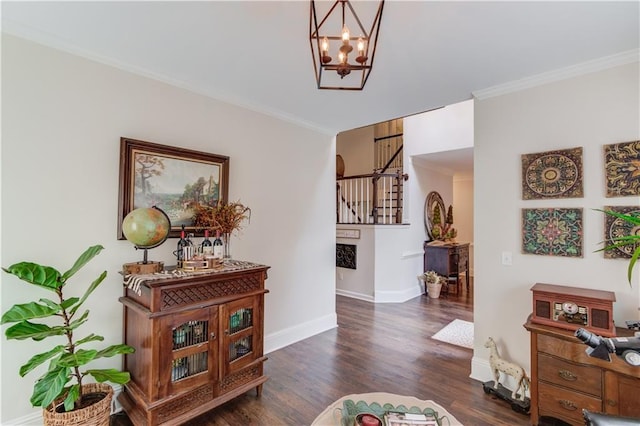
[{"xmin": 192, "ymin": 200, "xmax": 251, "ymax": 235}]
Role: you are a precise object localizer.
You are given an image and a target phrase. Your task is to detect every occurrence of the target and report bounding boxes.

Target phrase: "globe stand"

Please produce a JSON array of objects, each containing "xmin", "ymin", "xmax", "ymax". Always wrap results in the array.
[
  {"xmin": 121, "ymin": 206, "xmax": 171, "ymax": 276},
  {"xmin": 122, "ymin": 247, "xmax": 164, "ymax": 276}
]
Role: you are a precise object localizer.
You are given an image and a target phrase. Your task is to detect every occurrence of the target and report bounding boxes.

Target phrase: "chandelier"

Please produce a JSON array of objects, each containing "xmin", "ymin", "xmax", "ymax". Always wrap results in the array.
[{"xmin": 309, "ymin": 0, "xmax": 384, "ymax": 90}]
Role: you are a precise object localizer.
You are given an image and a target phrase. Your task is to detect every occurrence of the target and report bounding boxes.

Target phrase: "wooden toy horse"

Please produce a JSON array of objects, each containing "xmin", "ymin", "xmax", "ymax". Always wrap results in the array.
[{"xmin": 484, "ymin": 337, "xmax": 530, "ymax": 401}]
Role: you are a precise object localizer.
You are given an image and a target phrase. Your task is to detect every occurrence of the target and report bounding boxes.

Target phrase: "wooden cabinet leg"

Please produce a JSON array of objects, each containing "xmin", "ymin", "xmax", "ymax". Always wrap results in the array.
[{"xmin": 256, "ymin": 383, "xmax": 264, "ymax": 397}]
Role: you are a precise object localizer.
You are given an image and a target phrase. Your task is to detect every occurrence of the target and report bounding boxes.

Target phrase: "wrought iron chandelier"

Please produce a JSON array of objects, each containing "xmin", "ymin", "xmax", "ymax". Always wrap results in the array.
[{"xmin": 309, "ymin": 0, "xmax": 384, "ymax": 90}]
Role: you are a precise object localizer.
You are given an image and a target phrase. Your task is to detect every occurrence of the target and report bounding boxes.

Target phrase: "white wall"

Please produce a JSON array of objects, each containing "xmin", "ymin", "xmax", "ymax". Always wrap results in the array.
[
  {"xmin": 336, "ymin": 126, "xmax": 374, "ymax": 176},
  {"xmin": 404, "ymin": 100, "xmax": 474, "ymax": 261},
  {"xmin": 454, "ymin": 177, "xmax": 475, "ymax": 273},
  {"xmin": 336, "ymin": 226, "xmax": 375, "ymax": 299},
  {"xmin": 1, "ymin": 35, "xmax": 337, "ymax": 423},
  {"xmin": 472, "ymin": 62, "xmax": 640, "ymax": 382}
]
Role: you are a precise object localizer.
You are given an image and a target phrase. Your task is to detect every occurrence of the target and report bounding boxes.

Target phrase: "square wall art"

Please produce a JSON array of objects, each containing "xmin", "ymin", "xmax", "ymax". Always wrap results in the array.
[
  {"xmin": 603, "ymin": 206, "xmax": 640, "ymax": 259},
  {"xmin": 521, "ymin": 147, "xmax": 583, "ymax": 200},
  {"xmin": 522, "ymin": 208, "xmax": 583, "ymax": 257},
  {"xmin": 604, "ymin": 140, "xmax": 640, "ymax": 197}
]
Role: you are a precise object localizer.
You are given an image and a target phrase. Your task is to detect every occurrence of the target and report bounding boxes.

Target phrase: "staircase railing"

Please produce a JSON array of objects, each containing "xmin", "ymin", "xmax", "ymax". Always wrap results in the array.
[{"xmin": 337, "ymin": 170, "xmax": 408, "ymax": 224}]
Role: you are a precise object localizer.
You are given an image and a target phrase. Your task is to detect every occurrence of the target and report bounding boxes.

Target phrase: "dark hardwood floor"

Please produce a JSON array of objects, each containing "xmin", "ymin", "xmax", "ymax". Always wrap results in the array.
[{"xmin": 111, "ymin": 283, "xmax": 531, "ymax": 425}]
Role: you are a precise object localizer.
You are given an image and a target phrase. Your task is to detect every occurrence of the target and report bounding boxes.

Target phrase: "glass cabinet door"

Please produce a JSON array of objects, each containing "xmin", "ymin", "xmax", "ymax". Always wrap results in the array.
[
  {"xmin": 160, "ymin": 307, "xmax": 218, "ymax": 397},
  {"xmin": 171, "ymin": 319, "xmax": 210, "ymax": 381},
  {"xmin": 222, "ymin": 296, "xmax": 259, "ymax": 375}
]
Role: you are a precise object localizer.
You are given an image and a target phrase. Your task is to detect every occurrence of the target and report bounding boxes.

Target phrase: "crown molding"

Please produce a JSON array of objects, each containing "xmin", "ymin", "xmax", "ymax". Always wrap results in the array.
[
  {"xmin": 472, "ymin": 49, "xmax": 640, "ymax": 100},
  {"xmin": 1, "ymin": 21, "xmax": 336, "ymax": 136}
]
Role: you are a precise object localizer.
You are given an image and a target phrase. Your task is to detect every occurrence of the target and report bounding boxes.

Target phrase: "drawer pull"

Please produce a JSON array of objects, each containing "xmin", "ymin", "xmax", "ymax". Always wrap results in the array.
[
  {"xmin": 558, "ymin": 369, "xmax": 577, "ymax": 381},
  {"xmin": 559, "ymin": 400, "xmax": 578, "ymax": 411}
]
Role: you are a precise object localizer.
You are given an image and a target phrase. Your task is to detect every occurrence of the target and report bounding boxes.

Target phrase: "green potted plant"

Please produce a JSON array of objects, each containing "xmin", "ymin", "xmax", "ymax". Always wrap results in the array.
[
  {"xmin": 418, "ymin": 270, "xmax": 447, "ymax": 298},
  {"xmin": 1, "ymin": 244, "xmax": 134, "ymax": 425},
  {"xmin": 597, "ymin": 209, "xmax": 640, "ymax": 286}
]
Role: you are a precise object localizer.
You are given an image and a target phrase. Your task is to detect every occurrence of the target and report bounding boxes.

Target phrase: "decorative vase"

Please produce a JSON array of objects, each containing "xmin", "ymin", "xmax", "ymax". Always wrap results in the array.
[
  {"xmin": 43, "ymin": 383, "xmax": 113, "ymax": 426},
  {"xmin": 222, "ymin": 232, "xmax": 232, "ymax": 259},
  {"xmin": 427, "ymin": 282, "xmax": 442, "ymax": 299}
]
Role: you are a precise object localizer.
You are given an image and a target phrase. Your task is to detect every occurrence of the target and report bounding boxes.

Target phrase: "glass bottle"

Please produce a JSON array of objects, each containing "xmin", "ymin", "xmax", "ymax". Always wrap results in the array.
[{"xmin": 201, "ymin": 229, "xmax": 213, "ymax": 255}]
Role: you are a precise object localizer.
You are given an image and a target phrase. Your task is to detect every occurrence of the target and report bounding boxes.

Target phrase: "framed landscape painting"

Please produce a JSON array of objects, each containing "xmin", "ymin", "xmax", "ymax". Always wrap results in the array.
[{"xmin": 118, "ymin": 137, "xmax": 229, "ymax": 239}]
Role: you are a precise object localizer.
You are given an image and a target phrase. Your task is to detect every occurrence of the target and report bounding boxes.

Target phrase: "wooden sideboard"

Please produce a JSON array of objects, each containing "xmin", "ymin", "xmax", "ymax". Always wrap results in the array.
[
  {"xmin": 524, "ymin": 318, "xmax": 640, "ymax": 426},
  {"xmin": 423, "ymin": 242, "xmax": 469, "ymax": 294},
  {"xmin": 118, "ymin": 262, "xmax": 270, "ymax": 425}
]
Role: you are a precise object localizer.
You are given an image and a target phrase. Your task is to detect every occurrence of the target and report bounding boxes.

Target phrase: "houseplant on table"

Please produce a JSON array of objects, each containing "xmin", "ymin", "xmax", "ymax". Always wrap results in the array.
[
  {"xmin": 597, "ymin": 209, "xmax": 640, "ymax": 285},
  {"xmin": 1, "ymin": 244, "xmax": 134, "ymax": 425}
]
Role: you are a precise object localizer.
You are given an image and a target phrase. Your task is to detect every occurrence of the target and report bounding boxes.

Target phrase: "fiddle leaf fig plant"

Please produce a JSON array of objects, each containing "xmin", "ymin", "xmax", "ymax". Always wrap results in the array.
[
  {"xmin": 1, "ymin": 245, "xmax": 134, "ymax": 411},
  {"xmin": 596, "ymin": 209, "xmax": 640, "ymax": 286}
]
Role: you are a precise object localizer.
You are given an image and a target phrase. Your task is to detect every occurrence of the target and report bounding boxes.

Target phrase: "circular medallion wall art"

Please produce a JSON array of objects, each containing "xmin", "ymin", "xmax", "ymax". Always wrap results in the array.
[
  {"xmin": 604, "ymin": 206, "xmax": 640, "ymax": 259},
  {"xmin": 521, "ymin": 147, "xmax": 583, "ymax": 200}
]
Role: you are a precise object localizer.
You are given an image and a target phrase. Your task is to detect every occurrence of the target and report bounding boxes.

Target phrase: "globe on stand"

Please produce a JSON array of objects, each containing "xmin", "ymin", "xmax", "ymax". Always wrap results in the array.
[{"xmin": 121, "ymin": 206, "xmax": 171, "ymax": 274}]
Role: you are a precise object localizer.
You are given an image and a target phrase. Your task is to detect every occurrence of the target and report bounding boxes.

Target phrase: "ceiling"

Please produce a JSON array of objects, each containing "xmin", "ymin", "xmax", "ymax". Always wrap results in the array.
[{"xmin": 2, "ymin": 1, "xmax": 638, "ymax": 136}]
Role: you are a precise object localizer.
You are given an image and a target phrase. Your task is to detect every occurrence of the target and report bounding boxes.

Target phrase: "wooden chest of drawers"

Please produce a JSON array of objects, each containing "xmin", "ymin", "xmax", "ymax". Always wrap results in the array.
[{"xmin": 525, "ymin": 318, "xmax": 640, "ymax": 425}]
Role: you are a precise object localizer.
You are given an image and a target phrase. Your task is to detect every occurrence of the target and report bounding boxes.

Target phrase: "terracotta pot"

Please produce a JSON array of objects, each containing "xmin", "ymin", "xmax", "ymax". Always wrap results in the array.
[
  {"xmin": 427, "ymin": 282, "xmax": 442, "ymax": 299},
  {"xmin": 43, "ymin": 383, "xmax": 113, "ymax": 426}
]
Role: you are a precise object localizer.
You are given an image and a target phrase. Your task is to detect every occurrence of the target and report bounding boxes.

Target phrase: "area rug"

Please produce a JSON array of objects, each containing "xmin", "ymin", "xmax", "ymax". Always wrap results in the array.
[
  {"xmin": 311, "ymin": 392, "xmax": 464, "ymax": 425},
  {"xmin": 431, "ymin": 319, "xmax": 474, "ymax": 349}
]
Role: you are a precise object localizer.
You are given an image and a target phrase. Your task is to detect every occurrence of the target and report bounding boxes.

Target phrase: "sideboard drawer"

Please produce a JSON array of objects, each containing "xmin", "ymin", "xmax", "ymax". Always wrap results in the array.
[
  {"xmin": 538, "ymin": 381, "xmax": 602, "ymax": 425},
  {"xmin": 538, "ymin": 353, "xmax": 602, "ymax": 397}
]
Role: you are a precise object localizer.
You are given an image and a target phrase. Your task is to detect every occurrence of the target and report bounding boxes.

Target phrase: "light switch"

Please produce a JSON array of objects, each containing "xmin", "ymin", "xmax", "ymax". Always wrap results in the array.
[{"xmin": 501, "ymin": 251, "xmax": 512, "ymax": 266}]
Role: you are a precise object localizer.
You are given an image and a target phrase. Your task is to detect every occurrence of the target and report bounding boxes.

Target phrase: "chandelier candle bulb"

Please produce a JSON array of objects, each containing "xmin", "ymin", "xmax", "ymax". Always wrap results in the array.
[{"xmin": 342, "ymin": 24, "xmax": 350, "ymax": 42}]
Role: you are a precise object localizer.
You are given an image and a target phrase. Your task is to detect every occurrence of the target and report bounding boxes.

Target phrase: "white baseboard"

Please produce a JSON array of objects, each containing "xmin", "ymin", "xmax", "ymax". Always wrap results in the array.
[
  {"xmin": 335, "ymin": 288, "xmax": 375, "ymax": 302},
  {"xmin": 374, "ymin": 285, "xmax": 423, "ymax": 303},
  {"xmin": 4, "ymin": 411, "xmax": 42, "ymax": 426},
  {"xmin": 337, "ymin": 286, "xmax": 423, "ymax": 304},
  {"xmin": 264, "ymin": 312, "xmax": 337, "ymax": 354}
]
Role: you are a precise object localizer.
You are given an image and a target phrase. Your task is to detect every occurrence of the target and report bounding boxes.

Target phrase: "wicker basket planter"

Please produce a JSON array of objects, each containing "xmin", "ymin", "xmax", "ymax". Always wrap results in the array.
[{"xmin": 43, "ymin": 383, "xmax": 113, "ymax": 426}]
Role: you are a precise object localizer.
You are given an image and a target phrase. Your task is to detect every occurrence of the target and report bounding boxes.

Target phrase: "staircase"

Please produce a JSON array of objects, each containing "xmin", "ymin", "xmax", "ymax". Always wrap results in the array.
[{"xmin": 337, "ymin": 119, "xmax": 408, "ymax": 224}]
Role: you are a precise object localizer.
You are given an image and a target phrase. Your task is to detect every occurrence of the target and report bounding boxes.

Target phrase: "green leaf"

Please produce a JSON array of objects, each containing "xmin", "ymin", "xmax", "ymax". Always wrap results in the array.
[
  {"xmin": 86, "ymin": 368, "xmax": 130, "ymax": 384},
  {"xmin": 597, "ymin": 208, "xmax": 640, "ymax": 225},
  {"xmin": 63, "ymin": 384, "xmax": 80, "ymax": 412},
  {"xmin": 67, "ymin": 310, "xmax": 89, "ymax": 330},
  {"xmin": 70, "ymin": 272, "xmax": 106, "ymax": 316},
  {"xmin": 30, "ymin": 366, "xmax": 70, "ymax": 408},
  {"xmin": 39, "ymin": 298, "xmax": 60, "ymax": 310},
  {"xmin": 95, "ymin": 344, "xmax": 135, "ymax": 359},
  {"xmin": 19, "ymin": 345, "xmax": 66, "ymax": 377},
  {"xmin": 5, "ymin": 321, "xmax": 65, "ymax": 341},
  {"xmin": 2, "ymin": 263, "xmax": 61, "ymax": 291},
  {"xmin": 57, "ymin": 349, "xmax": 97, "ymax": 367},
  {"xmin": 61, "ymin": 245, "xmax": 104, "ymax": 281},
  {"xmin": 60, "ymin": 297, "xmax": 80, "ymax": 310},
  {"xmin": 1, "ymin": 302, "xmax": 58, "ymax": 324},
  {"xmin": 75, "ymin": 333, "xmax": 104, "ymax": 346},
  {"xmin": 627, "ymin": 246, "xmax": 640, "ymax": 286}
]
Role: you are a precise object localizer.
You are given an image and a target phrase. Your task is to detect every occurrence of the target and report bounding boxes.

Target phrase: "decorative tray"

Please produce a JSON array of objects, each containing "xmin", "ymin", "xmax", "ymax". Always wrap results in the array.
[{"xmin": 340, "ymin": 400, "xmax": 448, "ymax": 426}]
